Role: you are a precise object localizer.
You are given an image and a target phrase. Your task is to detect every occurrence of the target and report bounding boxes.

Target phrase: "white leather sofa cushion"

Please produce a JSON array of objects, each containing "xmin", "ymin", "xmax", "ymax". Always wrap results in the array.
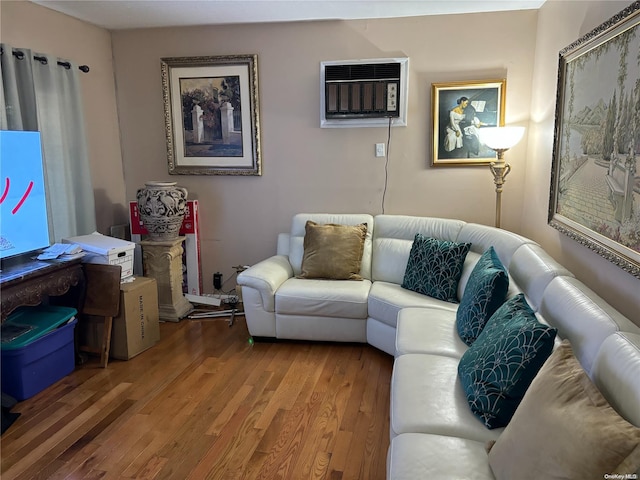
[
  {"xmin": 395, "ymin": 307, "xmax": 468, "ymax": 358},
  {"xmin": 539, "ymin": 276, "xmax": 638, "ymax": 374},
  {"xmin": 592, "ymin": 332, "xmax": 640, "ymax": 427},
  {"xmin": 371, "ymin": 237, "xmax": 413, "ymax": 285},
  {"xmin": 276, "ymin": 314, "xmax": 367, "ymax": 342},
  {"xmin": 276, "ymin": 278, "xmax": 371, "ymax": 319},
  {"xmin": 508, "ymin": 244, "xmax": 573, "ymax": 310},
  {"xmin": 276, "ymin": 232, "xmax": 290, "ymax": 255},
  {"xmin": 371, "ymin": 215, "xmax": 466, "ymax": 283},
  {"xmin": 393, "ymin": 308, "xmax": 559, "ymax": 359},
  {"xmin": 388, "ymin": 433, "xmax": 495, "ymax": 480},
  {"xmin": 457, "ymin": 250, "xmax": 480, "ymax": 289},
  {"xmin": 456, "ymin": 222, "xmax": 534, "ymax": 270},
  {"xmin": 368, "ymin": 281, "xmax": 457, "ymax": 328},
  {"xmin": 287, "ymin": 213, "xmax": 374, "ymax": 279},
  {"xmin": 391, "ymin": 353, "xmax": 502, "ymax": 443}
]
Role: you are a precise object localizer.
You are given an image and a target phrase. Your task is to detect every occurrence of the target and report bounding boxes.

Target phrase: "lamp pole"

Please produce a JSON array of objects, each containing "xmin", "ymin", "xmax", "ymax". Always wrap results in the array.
[
  {"xmin": 478, "ymin": 126, "xmax": 524, "ymax": 230},
  {"xmin": 489, "ymin": 149, "xmax": 511, "ymax": 228}
]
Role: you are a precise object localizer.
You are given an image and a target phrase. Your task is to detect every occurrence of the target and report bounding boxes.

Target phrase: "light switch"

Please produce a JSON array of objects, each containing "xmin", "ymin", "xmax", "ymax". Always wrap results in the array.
[{"xmin": 375, "ymin": 143, "xmax": 385, "ymax": 157}]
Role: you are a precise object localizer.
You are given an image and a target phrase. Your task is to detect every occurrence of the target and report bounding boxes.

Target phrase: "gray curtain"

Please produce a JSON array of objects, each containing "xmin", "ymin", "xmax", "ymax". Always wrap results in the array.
[{"xmin": 1, "ymin": 43, "xmax": 96, "ymax": 242}]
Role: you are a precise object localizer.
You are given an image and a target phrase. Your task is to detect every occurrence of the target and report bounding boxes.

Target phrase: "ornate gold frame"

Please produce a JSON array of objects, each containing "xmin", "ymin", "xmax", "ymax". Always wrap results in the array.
[
  {"xmin": 431, "ymin": 79, "xmax": 506, "ymax": 167},
  {"xmin": 548, "ymin": 3, "xmax": 640, "ymax": 279},
  {"xmin": 161, "ymin": 54, "xmax": 262, "ymax": 176}
]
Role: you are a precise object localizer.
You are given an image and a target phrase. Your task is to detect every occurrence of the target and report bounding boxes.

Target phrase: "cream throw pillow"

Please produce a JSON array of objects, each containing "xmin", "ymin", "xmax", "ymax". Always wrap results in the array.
[
  {"xmin": 298, "ymin": 221, "xmax": 367, "ymax": 280},
  {"xmin": 487, "ymin": 340, "xmax": 640, "ymax": 480}
]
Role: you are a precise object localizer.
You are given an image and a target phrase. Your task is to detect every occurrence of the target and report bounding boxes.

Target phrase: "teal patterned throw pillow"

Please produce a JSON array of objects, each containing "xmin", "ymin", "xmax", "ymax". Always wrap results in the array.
[
  {"xmin": 401, "ymin": 234, "xmax": 471, "ymax": 303},
  {"xmin": 456, "ymin": 247, "xmax": 509, "ymax": 346},
  {"xmin": 457, "ymin": 294, "xmax": 556, "ymax": 429}
]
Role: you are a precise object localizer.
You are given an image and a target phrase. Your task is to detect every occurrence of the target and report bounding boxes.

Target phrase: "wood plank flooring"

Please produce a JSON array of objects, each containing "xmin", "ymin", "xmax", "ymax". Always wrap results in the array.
[{"xmin": 1, "ymin": 315, "xmax": 392, "ymax": 479}]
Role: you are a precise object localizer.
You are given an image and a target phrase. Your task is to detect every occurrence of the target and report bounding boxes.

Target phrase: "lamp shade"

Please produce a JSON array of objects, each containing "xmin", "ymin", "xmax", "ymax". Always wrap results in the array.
[{"xmin": 479, "ymin": 126, "xmax": 525, "ymax": 151}]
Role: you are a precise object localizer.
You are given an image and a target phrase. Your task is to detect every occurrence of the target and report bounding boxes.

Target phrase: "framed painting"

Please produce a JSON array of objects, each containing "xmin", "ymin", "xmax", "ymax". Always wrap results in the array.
[
  {"xmin": 432, "ymin": 79, "xmax": 506, "ymax": 166},
  {"xmin": 548, "ymin": 2, "xmax": 640, "ymax": 279},
  {"xmin": 161, "ymin": 54, "xmax": 262, "ymax": 175}
]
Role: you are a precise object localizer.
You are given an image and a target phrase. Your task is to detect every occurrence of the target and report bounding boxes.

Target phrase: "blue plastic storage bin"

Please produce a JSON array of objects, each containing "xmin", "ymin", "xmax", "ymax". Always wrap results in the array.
[{"xmin": 1, "ymin": 306, "xmax": 78, "ymax": 401}]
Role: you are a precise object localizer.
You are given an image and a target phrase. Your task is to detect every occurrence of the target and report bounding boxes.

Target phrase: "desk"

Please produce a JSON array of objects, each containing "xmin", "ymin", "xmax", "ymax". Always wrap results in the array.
[{"xmin": 0, "ymin": 258, "xmax": 84, "ymax": 322}]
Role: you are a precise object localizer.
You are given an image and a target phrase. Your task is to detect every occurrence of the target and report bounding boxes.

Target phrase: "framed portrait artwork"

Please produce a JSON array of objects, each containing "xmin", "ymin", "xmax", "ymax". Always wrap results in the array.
[
  {"xmin": 548, "ymin": 2, "xmax": 640, "ymax": 279},
  {"xmin": 161, "ymin": 54, "xmax": 262, "ymax": 175},
  {"xmin": 432, "ymin": 79, "xmax": 506, "ymax": 166}
]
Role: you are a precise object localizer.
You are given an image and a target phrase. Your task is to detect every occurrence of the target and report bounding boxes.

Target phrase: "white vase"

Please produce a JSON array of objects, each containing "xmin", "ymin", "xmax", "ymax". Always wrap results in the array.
[{"xmin": 136, "ymin": 181, "xmax": 188, "ymax": 241}]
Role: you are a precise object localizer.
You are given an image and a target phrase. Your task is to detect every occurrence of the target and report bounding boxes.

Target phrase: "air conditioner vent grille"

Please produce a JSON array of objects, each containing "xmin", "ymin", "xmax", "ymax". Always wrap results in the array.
[
  {"xmin": 320, "ymin": 57, "xmax": 408, "ymax": 127},
  {"xmin": 325, "ymin": 63, "xmax": 401, "ymax": 82}
]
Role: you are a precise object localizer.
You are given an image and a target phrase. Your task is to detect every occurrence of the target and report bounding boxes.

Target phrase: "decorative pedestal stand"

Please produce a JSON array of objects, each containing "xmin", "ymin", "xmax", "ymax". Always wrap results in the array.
[{"xmin": 140, "ymin": 237, "xmax": 192, "ymax": 322}]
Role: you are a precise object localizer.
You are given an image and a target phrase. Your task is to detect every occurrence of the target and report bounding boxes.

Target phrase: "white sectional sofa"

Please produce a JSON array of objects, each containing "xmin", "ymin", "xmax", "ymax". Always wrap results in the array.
[{"xmin": 237, "ymin": 213, "xmax": 640, "ymax": 479}]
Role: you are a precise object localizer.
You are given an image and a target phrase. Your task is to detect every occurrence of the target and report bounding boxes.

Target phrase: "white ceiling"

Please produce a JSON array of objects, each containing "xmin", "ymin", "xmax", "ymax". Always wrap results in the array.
[{"xmin": 31, "ymin": 0, "xmax": 546, "ymax": 30}]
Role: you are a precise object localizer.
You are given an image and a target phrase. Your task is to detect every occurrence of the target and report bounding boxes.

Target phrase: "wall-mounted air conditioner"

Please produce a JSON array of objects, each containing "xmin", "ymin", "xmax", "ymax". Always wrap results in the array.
[{"xmin": 320, "ymin": 57, "xmax": 409, "ymax": 128}]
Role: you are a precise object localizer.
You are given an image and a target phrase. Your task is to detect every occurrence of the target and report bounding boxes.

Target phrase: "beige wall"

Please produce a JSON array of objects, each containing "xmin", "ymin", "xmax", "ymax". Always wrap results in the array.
[
  {"xmin": 110, "ymin": 11, "xmax": 537, "ymax": 293},
  {"xmin": 0, "ymin": 1, "xmax": 126, "ymax": 233},
  {"xmin": 525, "ymin": 0, "xmax": 640, "ymax": 322}
]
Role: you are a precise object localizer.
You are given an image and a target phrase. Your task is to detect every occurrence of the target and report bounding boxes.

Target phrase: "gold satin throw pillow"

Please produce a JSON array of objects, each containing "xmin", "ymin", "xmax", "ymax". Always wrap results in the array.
[
  {"xmin": 487, "ymin": 340, "xmax": 640, "ymax": 480},
  {"xmin": 298, "ymin": 221, "xmax": 367, "ymax": 280}
]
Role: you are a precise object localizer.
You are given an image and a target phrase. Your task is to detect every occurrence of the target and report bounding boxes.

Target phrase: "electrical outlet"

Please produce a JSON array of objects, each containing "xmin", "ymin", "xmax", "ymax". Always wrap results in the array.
[
  {"xmin": 213, "ymin": 272, "xmax": 222, "ymax": 290},
  {"xmin": 375, "ymin": 143, "xmax": 385, "ymax": 157}
]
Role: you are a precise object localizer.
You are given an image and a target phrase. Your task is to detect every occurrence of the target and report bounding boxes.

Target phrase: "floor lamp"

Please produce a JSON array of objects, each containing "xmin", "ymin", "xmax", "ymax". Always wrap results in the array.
[{"xmin": 478, "ymin": 126, "xmax": 525, "ymax": 228}]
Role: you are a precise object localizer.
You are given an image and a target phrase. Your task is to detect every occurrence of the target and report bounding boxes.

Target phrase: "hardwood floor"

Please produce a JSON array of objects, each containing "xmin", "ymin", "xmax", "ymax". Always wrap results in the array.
[{"xmin": 1, "ymin": 315, "xmax": 392, "ymax": 479}]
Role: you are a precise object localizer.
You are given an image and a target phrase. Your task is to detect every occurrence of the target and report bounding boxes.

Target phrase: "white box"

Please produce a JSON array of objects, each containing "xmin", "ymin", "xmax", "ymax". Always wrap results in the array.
[{"xmin": 63, "ymin": 233, "xmax": 135, "ymax": 279}]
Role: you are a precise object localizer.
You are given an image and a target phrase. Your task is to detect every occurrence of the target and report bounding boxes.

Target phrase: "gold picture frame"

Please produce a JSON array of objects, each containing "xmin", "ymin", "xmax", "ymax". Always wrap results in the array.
[
  {"xmin": 161, "ymin": 54, "xmax": 262, "ymax": 176},
  {"xmin": 431, "ymin": 79, "xmax": 506, "ymax": 166},
  {"xmin": 548, "ymin": 3, "xmax": 640, "ymax": 279}
]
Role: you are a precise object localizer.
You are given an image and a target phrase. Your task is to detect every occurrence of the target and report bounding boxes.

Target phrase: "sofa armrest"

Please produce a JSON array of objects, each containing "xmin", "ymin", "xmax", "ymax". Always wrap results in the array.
[{"xmin": 237, "ymin": 255, "xmax": 293, "ymax": 312}]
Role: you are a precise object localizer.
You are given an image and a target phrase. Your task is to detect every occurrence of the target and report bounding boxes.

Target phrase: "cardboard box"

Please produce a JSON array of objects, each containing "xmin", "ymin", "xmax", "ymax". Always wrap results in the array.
[
  {"xmin": 79, "ymin": 276, "xmax": 160, "ymax": 360},
  {"xmin": 63, "ymin": 233, "xmax": 135, "ymax": 279}
]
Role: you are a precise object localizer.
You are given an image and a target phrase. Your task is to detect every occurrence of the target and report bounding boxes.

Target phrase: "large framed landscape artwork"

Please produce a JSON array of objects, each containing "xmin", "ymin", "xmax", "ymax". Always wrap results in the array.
[
  {"xmin": 549, "ymin": 2, "xmax": 640, "ymax": 279},
  {"xmin": 161, "ymin": 54, "xmax": 262, "ymax": 176}
]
